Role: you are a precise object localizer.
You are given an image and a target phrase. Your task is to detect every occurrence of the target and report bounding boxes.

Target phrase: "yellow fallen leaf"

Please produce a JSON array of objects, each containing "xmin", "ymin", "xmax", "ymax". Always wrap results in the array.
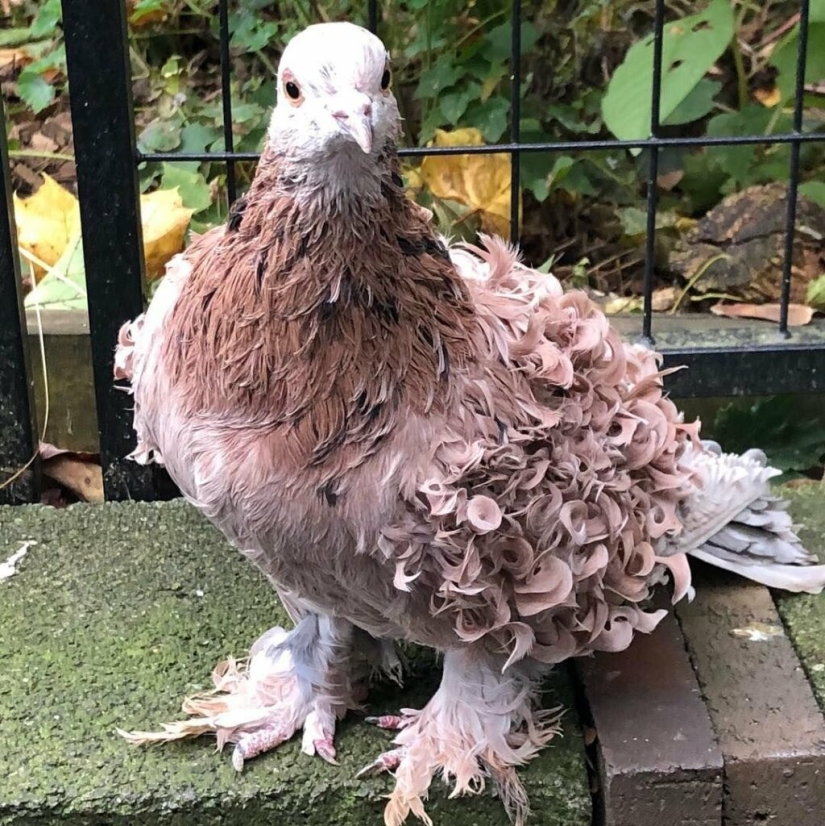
[
  {"xmin": 140, "ymin": 188, "xmax": 194, "ymax": 279},
  {"xmin": 420, "ymin": 127, "xmax": 517, "ymax": 237},
  {"xmin": 754, "ymin": 86, "xmax": 781, "ymax": 108},
  {"xmin": 13, "ymin": 174, "xmax": 80, "ymax": 282},
  {"xmin": 604, "ymin": 295, "xmax": 643, "ymax": 314},
  {"xmin": 0, "ymin": 47, "xmax": 32, "ymax": 70}
]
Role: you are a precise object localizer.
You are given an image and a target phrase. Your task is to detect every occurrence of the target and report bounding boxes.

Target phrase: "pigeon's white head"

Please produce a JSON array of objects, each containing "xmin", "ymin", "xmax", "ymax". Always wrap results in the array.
[{"xmin": 268, "ymin": 23, "xmax": 400, "ymax": 164}]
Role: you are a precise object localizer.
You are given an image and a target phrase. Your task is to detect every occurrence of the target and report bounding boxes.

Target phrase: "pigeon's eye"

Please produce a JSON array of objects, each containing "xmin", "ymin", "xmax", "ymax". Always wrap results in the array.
[
  {"xmin": 380, "ymin": 68, "xmax": 391, "ymax": 92},
  {"xmin": 283, "ymin": 78, "xmax": 303, "ymax": 105}
]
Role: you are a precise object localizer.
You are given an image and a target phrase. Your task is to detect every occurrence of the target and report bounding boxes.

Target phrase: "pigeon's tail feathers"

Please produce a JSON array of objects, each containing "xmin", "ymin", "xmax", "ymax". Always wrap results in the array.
[{"xmin": 675, "ymin": 441, "xmax": 825, "ymax": 594}]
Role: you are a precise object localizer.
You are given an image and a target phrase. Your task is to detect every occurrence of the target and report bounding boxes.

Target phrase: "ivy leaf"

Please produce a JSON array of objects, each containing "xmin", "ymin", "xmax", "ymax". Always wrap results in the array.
[
  {"xmin": 705, "ymin": 105, "xmax": 776, "ymax": 187},
  {"xmin": 439, "ymin": 84, "xmax": 479, "ymax": 125},
  {"xmin": 159, "ymin": 163, "xmax": 213, "ymax": 213},
  {"xmin": 175, "ymin": 122, "xmax": 221, "ymax": 170},
  {"xmin": 16, "ymin": 70, "xmax": 55, "ymax": 114},
  {"xmin": 602, "ymin": 0, "xmax": 735, "ymax": 140},
  {"xmin": 465, "ymin": 97, "xmax": 509, "ymax": 143},
  {"xmin": 485, "ymin": 22, "xmax": 540, "ymax": 61},
  {"xmin": 230, "ymin": 9, "xmax": 279, "ymax": 53},
  {"xmin": 138, "ymin": 118, "xmax": 183, "ymax": 153},
  {"xmin": 416, "ymin": 58, "xmax": 462, "ymax": 100}
]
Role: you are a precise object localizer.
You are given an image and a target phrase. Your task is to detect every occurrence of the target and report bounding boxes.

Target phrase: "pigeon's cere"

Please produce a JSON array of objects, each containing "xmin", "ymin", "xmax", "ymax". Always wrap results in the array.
[{"xmin": 115, "ymin": 21, "xmax": 825, "ymax": 826}]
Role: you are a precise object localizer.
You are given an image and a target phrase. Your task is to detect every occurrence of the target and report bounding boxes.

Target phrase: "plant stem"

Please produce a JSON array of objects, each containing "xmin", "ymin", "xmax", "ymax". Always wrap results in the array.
[
  {"xmin": 731, "ymin": 5, "xmax": 750, "ymax": 111},
  {"xmin": 670, "ymin": 253, "xmax": 731, "ymax": 314},
  {"xmin": 9, "ymin": 149, "xmax": 75, "ymax": 161},
  {"xmin": 452, "ymin": 9, "xmax": 507, "ymax": 52}
]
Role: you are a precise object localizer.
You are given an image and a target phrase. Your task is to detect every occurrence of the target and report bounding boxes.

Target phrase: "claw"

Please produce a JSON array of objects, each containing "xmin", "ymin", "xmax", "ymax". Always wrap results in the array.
[
  {"xmin": 356, "ymin": 747, "xmax": 406, "ymax": 778},
  {"xmin": 365, "ymin": 714, "xmax": 408, "ymax": 730},
  {"xmin": 313, "ymin": 735, "xmax": 339, "ymax": 765},
  {"xmin": 231, "ymin": 721, "xmax": 292, "ymax": 771}
]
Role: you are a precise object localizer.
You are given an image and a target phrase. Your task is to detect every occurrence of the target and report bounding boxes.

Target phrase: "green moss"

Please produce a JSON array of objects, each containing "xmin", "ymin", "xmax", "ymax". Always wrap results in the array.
[
  {"xmin": 774, "ymin": 484, "xmax": 825, "ymax": 709},
  {"xmin": 0, "ymin": 502, "xmax": 590, "ymax": 825}
]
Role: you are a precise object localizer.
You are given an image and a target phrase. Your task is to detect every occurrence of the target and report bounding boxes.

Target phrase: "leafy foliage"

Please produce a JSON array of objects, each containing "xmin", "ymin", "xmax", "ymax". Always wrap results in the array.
[
  {"xmin": 602, "ymin": 0, "xmax": 734, "ymax": 141},
  {"xmin": 706, "ymin": 396, "xmax": 825, "ymax": 479},
  {"xmin": 4, "ymin": 0, "xmax": 825, "ymax": 296}
]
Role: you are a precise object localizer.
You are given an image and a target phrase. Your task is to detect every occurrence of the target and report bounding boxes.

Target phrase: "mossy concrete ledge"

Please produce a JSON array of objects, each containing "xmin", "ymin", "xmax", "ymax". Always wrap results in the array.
[{"xmin": 0, "ymin": 501, "xmax": 591, "ymax": 826}]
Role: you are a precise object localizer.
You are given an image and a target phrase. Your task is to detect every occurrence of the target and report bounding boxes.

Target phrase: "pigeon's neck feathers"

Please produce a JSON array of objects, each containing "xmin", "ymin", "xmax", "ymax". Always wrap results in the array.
[
  {"xmin": 159, "ymin": 145, "xmax": 478, "ymax": 475},
  {"xmin": 271, "ymin": 134, "xmax": 390, "ymax": 208}
]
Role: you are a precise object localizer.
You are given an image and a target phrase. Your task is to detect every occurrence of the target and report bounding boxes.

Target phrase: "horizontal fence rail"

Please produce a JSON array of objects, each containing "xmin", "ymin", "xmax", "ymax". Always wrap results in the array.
[{"xmin": 0, "ymin": 0, "xmax": 821, "ymax": 501}]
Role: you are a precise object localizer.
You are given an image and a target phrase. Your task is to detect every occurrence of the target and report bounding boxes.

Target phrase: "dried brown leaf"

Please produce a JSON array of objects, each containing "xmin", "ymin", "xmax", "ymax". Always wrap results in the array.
[{"xmin": 710, "ymin": 301, "xmax": 814, "ymax": 326}]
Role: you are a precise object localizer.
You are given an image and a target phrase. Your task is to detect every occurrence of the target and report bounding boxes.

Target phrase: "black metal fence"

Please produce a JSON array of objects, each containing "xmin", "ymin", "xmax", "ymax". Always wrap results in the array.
[{"xmin": 1, "ymin": 0, "xmax": 824, "ymax": 504}]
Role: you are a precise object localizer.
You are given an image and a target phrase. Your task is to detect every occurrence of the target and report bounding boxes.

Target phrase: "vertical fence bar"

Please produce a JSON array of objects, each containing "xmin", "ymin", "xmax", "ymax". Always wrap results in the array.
[
  {"xmin": 779, "ymin": 0, "xmax": 810, "ymax": 337},
  {"xmin": 509, "ymin": 0, "xmax": 522, "ymax": 245},
  {"xmin": 641, "ymin": 0, "xmax": 666, "ymax": 345},
  {"xmin": 367, "ymin": 0, "xmax": 378, "ymax": 34},
  {"xmin": 218, "ymin": 0, "xmax": 237, "ymax": 205},
  {"xmin": 62, "ymin": 0, "xmax": 156, "ymax": 500},
  {"xmin": 0, "ymin": 96, "xmax": 38, "ymax": 504}
]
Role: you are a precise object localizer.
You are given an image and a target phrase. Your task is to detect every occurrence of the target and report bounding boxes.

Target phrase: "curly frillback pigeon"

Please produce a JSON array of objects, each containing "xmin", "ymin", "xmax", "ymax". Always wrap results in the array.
[{"xmin": 116, "ymin": 22, "xmax": 825, "ymax": 826}]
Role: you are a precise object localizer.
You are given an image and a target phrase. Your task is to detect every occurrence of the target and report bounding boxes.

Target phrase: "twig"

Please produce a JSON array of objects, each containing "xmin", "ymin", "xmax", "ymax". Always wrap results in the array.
[
  {"xmin": 8, "ymin": 149, "xmax": 74, "ymax": 162},
  {"xmin": 670, "ymin": 253, "xmax": 731, "ymax": 314},
  {"xmin": 731, "ymin": 6, "xmax": 750, "ymax": 110},
  {"xmin": 0, "ymin": 260, "xmax": 50, "ymax": 494}
]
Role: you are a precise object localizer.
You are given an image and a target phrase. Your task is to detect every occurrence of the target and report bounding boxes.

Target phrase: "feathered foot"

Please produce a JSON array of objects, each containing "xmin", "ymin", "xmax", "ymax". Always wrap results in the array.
[
  {"xmin": 364, "ymin": 649, "xmax": 561, "ymax": 826},
  {"xmin": 118, "ymin": 614, "xmax": 355, "ymax": 768}
]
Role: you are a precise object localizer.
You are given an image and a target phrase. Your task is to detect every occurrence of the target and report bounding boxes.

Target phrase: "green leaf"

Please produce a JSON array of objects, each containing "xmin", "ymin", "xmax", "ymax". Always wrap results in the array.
[
  {"xmin": 416, "ymin": 58, "xmax": 462, "ymax": 100},
  {"xmin": 0, "ymin": 29, "xmax": 38, "ymax": 48},
  {"xmin": 707, "ymin": 396, "xmax": 825, "ymax": 475},
  {"xmin": 24, "ymin": 233, "xmax": 86, "ymax": 312},
  {"xmin": 30, "ymin": 0, "xmax": 62, "ymax": 38},
  {"xmin": 704, "ymin": 105, "xmax": 776, "ymax": 187},
  {"xmin": 175, "ymin": 122, "xmax": 221, "ymax": 170},
  {"xmin": 522, "ymin": 155, "xmax": 577, "ymax": 202},
  {"xmin": 464, "ymin": 97, "xmax": 509, "ymax": 143},
  {"xmin": 485, "ymin": 22, "xmax": 540, "ymax": 62},
  {"xmin": 159, "ymin": 163, "xmax": 213, "ymax": 213},
  {"xmin": 130, "ymin": 0, "xmax": 165, "ymax": 23},
  {"xmin": 439, "ymin": 84, "xmax": 478, "ymax": 125},
  {"xmin": 807, "ymin": 274, "xmax": 825, "ymax": 311},
  {"xmin": 16, "ymin": 71, "xmax": 55, "ymax": 114},
  {"xmin": 616, "ymin": 206, "xmax": 679, "ymax": 237},
  {"xmin": 137, "ymin": 118, "xmax": 182, "ymax": 153},
  {"xmin": 801, "ymin": 180, "xmax": 825, "ymax": 207},
  {"xmin": 229, "ymin": 9, "xmax": 279, "ymax": 52},
  {"xmin": 663, "ymin": 78, "xmax": 721, "ymax": 126},
  {"xmin": 771, "ymin": 22, "xmax": 825, "ymax": 101},
  {"xmin": 602, "ymin": 0, "xmax": 735, "ymax": 140}
]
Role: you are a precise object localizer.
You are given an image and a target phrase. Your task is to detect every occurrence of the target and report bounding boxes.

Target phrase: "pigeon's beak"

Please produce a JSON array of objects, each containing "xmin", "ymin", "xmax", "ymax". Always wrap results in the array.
[{"xmin": 332, "ymin": 94, "xmax": 374, "ymax": 154}]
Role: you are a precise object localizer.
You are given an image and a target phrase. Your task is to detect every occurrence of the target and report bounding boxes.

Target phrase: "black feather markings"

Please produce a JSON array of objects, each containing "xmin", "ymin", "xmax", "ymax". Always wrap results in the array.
[
  {"xmin": 318, "ymin": 481, "xmax": 339, "ymax": 506},
  {"xmin": 227, "ymin": 196, "xmax": 248, "ymax": 232},
  {"xmin": 255, "ymin": 248, "xmax": 269, "ymax": 289},
  {"xmin": 396, "ymin": 234, "xmax": 450, "ymax": 262},
  {"xmin": 318, "ymin": 267, "xmax": 399, "ymax": 324}
]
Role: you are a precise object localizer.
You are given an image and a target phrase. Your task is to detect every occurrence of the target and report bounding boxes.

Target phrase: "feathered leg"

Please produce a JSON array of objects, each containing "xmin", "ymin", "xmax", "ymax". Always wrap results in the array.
[
  {"xmin": 363, "ymin": 648, "xmax": 560, "ymax": 826},
  {"xmin": 119, "ymin": 613, "xmax": 356, "ymax": 767}
]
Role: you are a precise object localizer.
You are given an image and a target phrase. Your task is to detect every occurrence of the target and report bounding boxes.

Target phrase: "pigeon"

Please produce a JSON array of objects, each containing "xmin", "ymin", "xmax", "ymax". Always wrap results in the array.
[{"xmin": 115, "ymin": 21, "xmax": 825, "ymax": 826}]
